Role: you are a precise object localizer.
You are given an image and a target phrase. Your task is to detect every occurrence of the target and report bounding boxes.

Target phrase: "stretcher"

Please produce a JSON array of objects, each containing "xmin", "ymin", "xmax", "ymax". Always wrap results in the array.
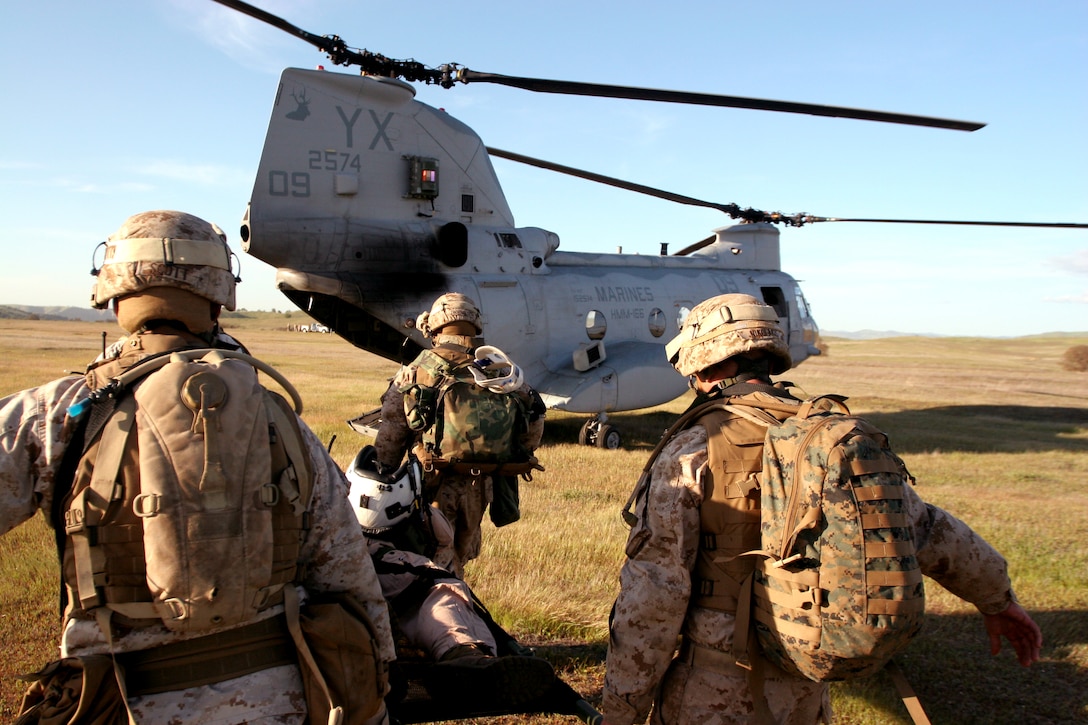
[{"xmin": 387, "ymin": 586, "xmax": 602, "ymax": 724}]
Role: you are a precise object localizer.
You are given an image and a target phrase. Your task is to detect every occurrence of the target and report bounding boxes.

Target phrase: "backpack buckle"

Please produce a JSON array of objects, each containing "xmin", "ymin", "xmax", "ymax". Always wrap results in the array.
[
  {"xmin": 773, "ymin": 553, "xmax": 803, "ymax": 568},
  {"xmin": 132, "ymin": 493, "xmax": 161, "ymax": 517}
]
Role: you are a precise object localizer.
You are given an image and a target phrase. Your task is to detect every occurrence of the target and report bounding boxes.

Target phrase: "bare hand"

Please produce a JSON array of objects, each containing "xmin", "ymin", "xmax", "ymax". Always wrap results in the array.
[{"xmin": 983, "ymin": 601, "xmax": 1042, "ymax": 667}]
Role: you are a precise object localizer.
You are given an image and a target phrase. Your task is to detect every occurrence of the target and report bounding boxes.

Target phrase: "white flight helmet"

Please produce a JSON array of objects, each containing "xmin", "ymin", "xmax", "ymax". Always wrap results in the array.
[
  {"xmin": 469, "ymin": 345, "xmax": 524, "ymax": 393},
  {"xmin": 345, "ymin": 446, "xmax": 423, "ymax": 533}
]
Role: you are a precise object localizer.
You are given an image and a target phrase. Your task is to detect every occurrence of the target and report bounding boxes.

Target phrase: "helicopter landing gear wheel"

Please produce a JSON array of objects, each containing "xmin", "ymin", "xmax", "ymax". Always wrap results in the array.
[
  {"xmin": 596, "ymin": 423, "xmax": 622, "ymax": 450},
  {"xmin": 579, "ymin": 416, "xmax": 623, "ymax": 449},
  {"xmin": 578, "ymin": 419, "xmax": 594, "ymax": 446}
]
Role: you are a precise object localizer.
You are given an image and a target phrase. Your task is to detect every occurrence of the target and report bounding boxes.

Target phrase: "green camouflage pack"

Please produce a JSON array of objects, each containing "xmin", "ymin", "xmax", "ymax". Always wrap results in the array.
[
  {"xmin": 402, "ymin": 350, "xmax": 528, "ymax": 467},
  {"xmin": 739, "ymin": 396, "xmax": 924, "ymax": 681}
]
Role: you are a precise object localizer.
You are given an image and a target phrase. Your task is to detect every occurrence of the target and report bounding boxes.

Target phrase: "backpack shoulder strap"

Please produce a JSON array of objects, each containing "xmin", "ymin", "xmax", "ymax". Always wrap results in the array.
[
  {"xmin": 621, "ymin": 398, "xmax": 738, "ymax": 526},
  {"xmin": 263, "ymin": 390, "xmax": 314, "ymax": 516},
  {"xmin": 796, "ymin": 393, "xmax": 850, "ymax": 419},
  {"xmin": 66, "ymin": 393, "xmax": 138, "ymax": 611}
]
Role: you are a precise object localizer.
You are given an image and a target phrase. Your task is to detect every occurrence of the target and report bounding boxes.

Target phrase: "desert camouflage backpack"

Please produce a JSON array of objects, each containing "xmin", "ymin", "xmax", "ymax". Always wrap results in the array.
[
  {"xmin": 62, "ymin": 347, "xmax": 313, "ymax": 633},
  {"xmin": 399, "ymin": 348, "xmax": 535, "ymax": 476},
  {"xmin": 725, "ymin": 395, "xmax": 925, "ymax": 681}
]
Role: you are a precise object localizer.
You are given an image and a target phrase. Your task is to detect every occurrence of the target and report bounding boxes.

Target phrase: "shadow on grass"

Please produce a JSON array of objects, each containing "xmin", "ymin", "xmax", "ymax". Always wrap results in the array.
[
  {"xmin": 524, "ymin": 610, "xmax": 1087, "ymax": 725},
  {"xmin": 844, "ymin": 609, "xmax": 1088, "ymax": 725},
  {"xmin": 868, "ymin": 406, "xmax": 1088, "ymax": 455},
  {"xmin": 543, "ymin": 410, "xmax": 678, "ymax": 450},
  {"xmin": 545, "ymin": 405, "xmax": 1088, "ymax": 455}
]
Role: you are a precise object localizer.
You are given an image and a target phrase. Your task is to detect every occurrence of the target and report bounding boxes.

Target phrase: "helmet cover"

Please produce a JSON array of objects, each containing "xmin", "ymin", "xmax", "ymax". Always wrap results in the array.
[
  {"xmin": 665, "ymin": 293, "xmax": 792, "ymax": 377},
  {"xmin": 92, "ymin": 210, "xmax": 237, "ymax": 310},
  {"xmin": 415, "ymin": 292, "xmax": 482, "ymax": 337}
]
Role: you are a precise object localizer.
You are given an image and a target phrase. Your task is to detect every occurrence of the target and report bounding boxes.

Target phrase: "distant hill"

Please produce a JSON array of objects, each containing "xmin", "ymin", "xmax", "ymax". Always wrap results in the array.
[
  {"xmin": 0, "ymin": 306, "xmax": 266, "ymax": 323},
  {"xmin": 823, "ymin": 329, "xmax": 1088, "ymax": 340},
  {"xmin": 823, "ymin": 329, "xmax": 942, "ymax": 340},
  {"xmin": 0, "ymin": 304, "xmax": 115, "ymax": 322},
  {"xmin": 2, "ymin": 307, "xmax": 1083, "ymax": 340}
]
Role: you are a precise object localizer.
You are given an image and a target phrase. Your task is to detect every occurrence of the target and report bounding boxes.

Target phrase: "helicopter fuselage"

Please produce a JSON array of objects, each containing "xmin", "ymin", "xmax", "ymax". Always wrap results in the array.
[{"xmin": 241, "ymin": 68, "xmax": 820, "ymax": 414}]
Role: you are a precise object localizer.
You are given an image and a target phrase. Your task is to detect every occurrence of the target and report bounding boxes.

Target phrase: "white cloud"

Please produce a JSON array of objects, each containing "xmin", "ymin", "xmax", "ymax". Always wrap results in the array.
[
  {"xmin": 1045, "ymin": 291, "xmax": 1088, "ymax": 304},
  {"xmin": 1049, "ymin": 249, "xmax": 1088, "ymax": 276},
  {"xmin": 72, "ymin": 182, "xmax": 156, "ymax": 194},
  {"xmin": 168, "ymin": 0, "xmax": 306, "ymax": 74},
  {"xmin": 135, "ymin": 160, "xmax": 250, "ymax": 188},
  {"xmin": 0, "ymin": 160, "xmax": 41, "ymax": 171}
]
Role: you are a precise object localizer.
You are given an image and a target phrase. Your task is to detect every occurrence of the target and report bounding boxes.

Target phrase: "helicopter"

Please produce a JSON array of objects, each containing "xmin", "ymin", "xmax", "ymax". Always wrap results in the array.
[{"xmin": 214, "ymin": 0, "xmax": 1087, "ymax": 449}]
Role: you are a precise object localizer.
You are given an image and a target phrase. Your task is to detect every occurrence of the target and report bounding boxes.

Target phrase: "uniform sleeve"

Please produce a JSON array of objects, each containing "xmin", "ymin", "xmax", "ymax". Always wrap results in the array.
[
  {"xmin": 0, "ymin": 377, "xmax": 86, "ymax": 536},
  {"xmin": 373, "ymin": 377, "xmax": 412, "ymax": 470},
  {"xmin": 298, "ymin": 422, "xmax": 397, "ymax": 662},
  {"xmin": 603, "ymin": 428, "xmax": 707, "ymax": 725},
  {"xmin": 905, "ymin": 483, "xmax": 1015, "ymax": 615}
]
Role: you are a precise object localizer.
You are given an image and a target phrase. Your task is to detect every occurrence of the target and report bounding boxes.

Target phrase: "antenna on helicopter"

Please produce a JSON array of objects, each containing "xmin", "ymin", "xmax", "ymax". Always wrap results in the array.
[{"xmin": 211, "ymin": 0, "xmax": 985, "ymax": 131}]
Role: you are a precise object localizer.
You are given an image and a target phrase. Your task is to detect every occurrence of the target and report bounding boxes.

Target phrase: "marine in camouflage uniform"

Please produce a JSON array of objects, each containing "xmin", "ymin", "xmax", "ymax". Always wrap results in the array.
[
  {"xmin": 602, "ymin": 293, "xmax": 1042, "ymax": 725},
  {"xmin": 374, "ymin": 293, "xmax": 544, "ymax": 578},
  {"xmin": 0, "ymin": 211, "xmax": 395, "ymax": 724}
]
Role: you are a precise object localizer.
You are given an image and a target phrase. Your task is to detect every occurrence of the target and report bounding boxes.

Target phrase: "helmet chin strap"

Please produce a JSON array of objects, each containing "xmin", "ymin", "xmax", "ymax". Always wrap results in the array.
[
  {"xmin": 695, "ymin": 356, "xmax": 773, "ymax": 393},
  {"xmin": 712, "ymin": 374, "xmax": 748, "ymax": 393}
]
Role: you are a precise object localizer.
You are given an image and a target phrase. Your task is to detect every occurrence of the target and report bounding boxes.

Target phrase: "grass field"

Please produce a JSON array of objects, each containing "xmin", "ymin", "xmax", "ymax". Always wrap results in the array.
[{"xmin": 0, "ymin": 316, "xmax": 1086, "ymax": 724}]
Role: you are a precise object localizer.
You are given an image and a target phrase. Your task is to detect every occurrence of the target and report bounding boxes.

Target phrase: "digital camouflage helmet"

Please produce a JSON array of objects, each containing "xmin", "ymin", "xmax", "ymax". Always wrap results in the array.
[
  {"xmin": 665, "ymin": 293, "xmax": 792, "ymax": 377},
  {"xmin": 91, "ymin": 210, "xmax": 238, "ymax": 312},
  {"xmin": 415, "ymin": 292, "xmax": 483, "ymax": 338}
]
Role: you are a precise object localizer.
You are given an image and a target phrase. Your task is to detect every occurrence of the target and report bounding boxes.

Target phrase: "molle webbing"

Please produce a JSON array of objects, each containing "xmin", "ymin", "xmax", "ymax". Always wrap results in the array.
[
  {"xmin": 749, "ymin": 405, "xmax": 925, "ymax": 682},
  {"xmin": 408, "ymin": 347, "xmax": 532, "ymax": 469},
  {"xmin": 63, "ymin": 348, "xmax": 313, "ymax": 631},
  {"xmin": 691, "ymin": 403, "xmax": 796, "ymax": 613}
]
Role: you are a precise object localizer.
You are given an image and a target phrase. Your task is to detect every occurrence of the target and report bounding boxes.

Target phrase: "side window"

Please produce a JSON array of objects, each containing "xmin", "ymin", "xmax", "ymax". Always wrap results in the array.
[
  {"xmin": 585, "ymin": 310, "xmax": 607, "ymax": 340},
  {"xmin": 648, "ymin": 308, "xmax": 666, "ymax": 338},
  {"xmin": 760, "ymin": 287, "xmax": 787, "ymax": 318}
]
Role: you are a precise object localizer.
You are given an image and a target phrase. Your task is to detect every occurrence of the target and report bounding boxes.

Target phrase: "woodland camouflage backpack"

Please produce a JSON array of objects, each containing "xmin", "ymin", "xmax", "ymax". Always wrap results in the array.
[
  {"xmin": 725, "ymin": 395, "xmax": 925, "ymax": 682},
  {"xmin": 62, "ymin": 347, "xmax": 314, "ymax": 633},
  {"xmin": 399, "ymin": 348, "xmax": 535, "ymax": 475}
]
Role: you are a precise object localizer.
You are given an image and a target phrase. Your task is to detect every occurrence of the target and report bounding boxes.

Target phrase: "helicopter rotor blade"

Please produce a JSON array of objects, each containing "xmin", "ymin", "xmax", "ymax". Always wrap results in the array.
[
  {"xmin": 209, "ymin": 0, "xmax": 447, "ymax": 80},
  {"xmin": 800, "ymin": 216, "xmax": 1088, "ymax": 229},
  {"xmin": 212, "ymin": 0, "xmax": 333, "ymax": 54},
  {"xmin": 673, "ymin": 236, "xmax": 719, "ymax": 257},
  {"xmin": 487, "ymin": 147, "xmax": 783, "ymax": 225},
  {"xmin": 464, "ymin": 71, "xmax": 984, "ymax": 132},
  {"xmin": 488, "ymin": 147, "xmax": 1088, "ymax": 231},
  {"xmin": 210, "ymin": 0, "xmax": 984, "ymax": 131},
  {"xmin": 487, "ymin": 148, "xmax": 736, "ymax": 214}
]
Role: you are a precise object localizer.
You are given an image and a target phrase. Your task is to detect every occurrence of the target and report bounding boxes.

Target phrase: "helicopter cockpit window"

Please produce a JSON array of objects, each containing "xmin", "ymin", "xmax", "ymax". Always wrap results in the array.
[
  {"xmin": 648, "ymin": 308, "xmax": 666, "ymax": 338},
  {"xmin": 760, "ymin": 287, "xmax": 788, "ymax": 318},
  {"xmin": 585, "ymin": 310, "xmax": 607, "ymax": 340},
  {"xmin": 495, "ymin": 232, "xmax": 523, "ymax": 249},
  {"xmin": 794, "ymin": 288, "xmax": 813, "ymax": 320}
]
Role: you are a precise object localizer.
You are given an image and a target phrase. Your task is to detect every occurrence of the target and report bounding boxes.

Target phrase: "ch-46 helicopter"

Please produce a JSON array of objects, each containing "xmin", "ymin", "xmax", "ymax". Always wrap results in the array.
[{"xmin": 215, "ymin": 0, "xmax": 1087, "ymax": 449}]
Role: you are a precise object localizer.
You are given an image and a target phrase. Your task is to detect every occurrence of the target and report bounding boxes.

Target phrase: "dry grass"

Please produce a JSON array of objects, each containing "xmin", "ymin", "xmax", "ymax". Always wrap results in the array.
[{"xmin": 1, "ymin": 318, "xmax": 1086, "ymax": 723}]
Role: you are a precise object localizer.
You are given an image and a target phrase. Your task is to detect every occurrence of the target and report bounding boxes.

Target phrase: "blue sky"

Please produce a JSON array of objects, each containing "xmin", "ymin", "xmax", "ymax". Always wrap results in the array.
[{"xmin": 1, "ymin": 0, "xmax": 1085, "ymax": 336}]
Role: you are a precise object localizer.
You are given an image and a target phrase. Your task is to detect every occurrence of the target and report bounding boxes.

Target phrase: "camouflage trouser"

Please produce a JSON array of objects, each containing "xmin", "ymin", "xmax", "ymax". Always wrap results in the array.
[
  {"xmin": 653, "ymin": 659, "xmax": 830, "ymax": 725},
  {"xmin": 429, "ymin": 474, "xmax": 493, "ymax": 578},
  {"xmin": 125, "ymin": 664, "xmax": 391, "ymax": 725}
]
